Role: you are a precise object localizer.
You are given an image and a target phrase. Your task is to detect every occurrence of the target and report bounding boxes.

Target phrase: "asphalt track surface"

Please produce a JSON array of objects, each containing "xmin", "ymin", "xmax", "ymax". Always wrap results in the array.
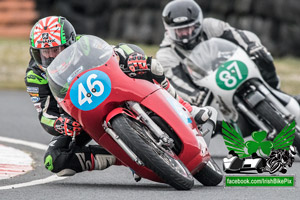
[{"xmin": 0, "ymin": 90, "xmax": 300, "ymax": 200}]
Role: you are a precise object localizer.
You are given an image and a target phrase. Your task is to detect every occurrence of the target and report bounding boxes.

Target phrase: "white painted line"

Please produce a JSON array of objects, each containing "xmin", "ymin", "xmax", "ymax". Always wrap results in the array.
[
  {"xmin": 0, "ymin": 136, "xmax": 48, "ymax": 151},
  {"xmin": 0, "ymin": 175, "xmax": 67, "ymax": 190},
  {"xmin": 0, "ymin": 136, "xmax": 68, "ymax": 190}
]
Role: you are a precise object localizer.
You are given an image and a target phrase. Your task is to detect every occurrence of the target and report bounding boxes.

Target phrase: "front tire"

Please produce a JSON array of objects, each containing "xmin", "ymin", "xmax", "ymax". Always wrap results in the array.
[
  {"xmin": 254, "ymin": 100, "xmax": 300, "ymax": 156},
  {"xmin": 111, "ymin": 114, "xmax": 194, "ymax": 190},
  {"xmin": 193, "ymin": 158, "xmax": 223, "ymax": 186}
]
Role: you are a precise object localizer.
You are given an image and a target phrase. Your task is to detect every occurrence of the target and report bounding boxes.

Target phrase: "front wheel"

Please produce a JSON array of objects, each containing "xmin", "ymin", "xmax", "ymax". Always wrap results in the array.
[
  {"xmin": 254, "ymin": 100, "xmax": 300, "ymax": 156},
  {"xmin": 193, "ymin": 158, "xmax": 223, "ymax": 186},
  {"xmin": 111, "ymin": 114, "xmax": 194, "ymax": 190}
]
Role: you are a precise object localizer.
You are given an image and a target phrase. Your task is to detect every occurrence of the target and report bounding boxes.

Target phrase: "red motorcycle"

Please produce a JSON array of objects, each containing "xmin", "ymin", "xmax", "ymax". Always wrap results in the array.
[{"xmin": 47, "ymin": 35, "xmax": 223, "ymax": 190}]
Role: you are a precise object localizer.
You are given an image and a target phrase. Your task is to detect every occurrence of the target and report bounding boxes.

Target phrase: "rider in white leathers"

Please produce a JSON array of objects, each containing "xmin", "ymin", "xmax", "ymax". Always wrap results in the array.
[{"xmin": 156, "ymin": 0, "xmax": 284, "ymax": 107}]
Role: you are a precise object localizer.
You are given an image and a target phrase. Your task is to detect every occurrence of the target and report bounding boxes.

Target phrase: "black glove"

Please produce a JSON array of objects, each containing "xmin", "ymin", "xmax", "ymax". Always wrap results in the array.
[
  {"xmin": 123, "ymin": 53, "xmax": 151, "ymax": 77},
  {"xmin": 54, "ymin": 115, "xmax": 82, "ymax": 137},
  {"xmin": 247, "ymin": 42, "xmax": 273, "ymax": 67},
  {"xmin": 247, "ymin": 42, "xmax": 279, "ymax": 89}
]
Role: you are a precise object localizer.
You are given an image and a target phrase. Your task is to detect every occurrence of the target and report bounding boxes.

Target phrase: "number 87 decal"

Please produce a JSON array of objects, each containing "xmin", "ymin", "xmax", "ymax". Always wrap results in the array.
[{"xmin": 216, "ymin": 60, "xmax": 248, "ymax": 90}]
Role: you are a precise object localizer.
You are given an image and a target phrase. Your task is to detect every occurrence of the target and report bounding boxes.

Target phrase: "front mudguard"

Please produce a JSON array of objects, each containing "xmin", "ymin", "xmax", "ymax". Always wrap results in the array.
[{"xmin": 106, "ymin": 107, "xmax": 136, "ymax": 124}]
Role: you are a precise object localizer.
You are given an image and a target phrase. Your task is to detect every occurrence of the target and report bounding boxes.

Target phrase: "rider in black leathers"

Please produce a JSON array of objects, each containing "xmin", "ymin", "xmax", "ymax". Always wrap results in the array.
[{"xmin": 25, "ymin": 16, "xmax": 214, "ymax": 177}]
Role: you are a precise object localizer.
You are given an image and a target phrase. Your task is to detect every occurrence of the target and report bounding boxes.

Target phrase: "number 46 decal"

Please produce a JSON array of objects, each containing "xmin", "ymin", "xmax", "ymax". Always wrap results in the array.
[
  {"xmin": 216, "ymin": 60, "xmax": 248, "ymax": 90},
  {"xmin": 78, "ymin": 74, "xmax": 104, "ymax": 105},
  {"xmin": 70, "ymin": 70, "xmax": 111, "ymax": 111}
]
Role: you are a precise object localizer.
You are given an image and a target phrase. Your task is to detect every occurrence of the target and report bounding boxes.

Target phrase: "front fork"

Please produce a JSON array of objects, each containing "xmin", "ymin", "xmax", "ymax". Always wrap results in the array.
[
  {"xmin": 103, "ymin": 101, "xmax": 174, "ymax": 165},
  {"xmin": 253, "ymin": 81, "xmax": 300, "ymax": 133},
  {"xmin": 103, "ymin": 121, "xmax": 144, "ymax": 166},
  {"xmin": 126, "ymin": 101, "xmax": 174, "ymax": 148},
  {"xmin": 235, "ymin": 82, "xmax": 300, "ymax": 136},
  {"xmin": 234, "ymin": 96, "xmax": 272, "ymax": 134}
]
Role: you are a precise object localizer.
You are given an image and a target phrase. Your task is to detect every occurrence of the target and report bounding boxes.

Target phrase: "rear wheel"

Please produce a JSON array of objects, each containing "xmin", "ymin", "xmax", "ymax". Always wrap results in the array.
[
  {"xmin": 193, "ymin": 158, "xmax": 223, "ymax": 186},
  {"xmin": 254, "ymin": 100, "xmax": 300, "ymax": 155},
  {"xmin": 111, "ymin": 114, "xmax": 194, "ymax": 190}
]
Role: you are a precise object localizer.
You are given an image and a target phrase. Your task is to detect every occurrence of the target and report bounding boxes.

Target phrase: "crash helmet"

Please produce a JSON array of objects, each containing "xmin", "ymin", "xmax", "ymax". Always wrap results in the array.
[
  {"xmin": 29, "ymin": 16, "xmax": 76, "ymax": 71},
  {"xmin": 162, "ymin": 0, "xmax": 203, "ymax": 50}
]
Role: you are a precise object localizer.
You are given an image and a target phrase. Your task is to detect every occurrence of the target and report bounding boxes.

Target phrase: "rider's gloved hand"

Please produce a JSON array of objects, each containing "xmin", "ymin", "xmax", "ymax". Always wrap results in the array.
[
  {"xmin": 124, "ymin": 53, "xmax": 151, "ymax": 77},
  {"xmin": 247, "ymin": 42, "xmax": 273, "ymax": 65},
  {"xmin": 54, "ymin": 115, "xmax": 82, "ymax": 137},
  {"xmin": 247, "ymin": 42, "xmax": 279, "ymax": 89}
]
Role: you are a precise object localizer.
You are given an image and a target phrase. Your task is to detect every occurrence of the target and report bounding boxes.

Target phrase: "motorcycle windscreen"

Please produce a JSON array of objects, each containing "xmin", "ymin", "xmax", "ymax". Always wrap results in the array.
[
  {"xmin": 46, "ymin": 35, "xmax": 113, "ymax": 100},
  {"xmin": 184, "ymin": 38, "xmax": 237, "ymax": 77}
]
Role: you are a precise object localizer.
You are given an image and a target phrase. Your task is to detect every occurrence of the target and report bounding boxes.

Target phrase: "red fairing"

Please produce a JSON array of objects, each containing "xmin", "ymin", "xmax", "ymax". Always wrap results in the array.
[
  {"xmin": 57, "ymin": 47, "xmax": 209, "ymax": 183},
  {"xmin": 141, "ymin": 89, "xmax": 210, "ymax": 174},
  {"xmin": 60, "ymin": 54, "xmax": 160, "ymax": 143}
]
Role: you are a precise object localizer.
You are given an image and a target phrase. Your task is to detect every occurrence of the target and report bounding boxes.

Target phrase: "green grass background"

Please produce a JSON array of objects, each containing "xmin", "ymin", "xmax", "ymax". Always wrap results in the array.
[{"xmin": 1, "ymin": 38, "xmax": 300, "ymax": 95}]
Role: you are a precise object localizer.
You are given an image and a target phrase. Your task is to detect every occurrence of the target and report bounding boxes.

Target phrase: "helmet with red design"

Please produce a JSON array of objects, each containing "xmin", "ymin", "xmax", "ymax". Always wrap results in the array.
[{"xmin": 29, "ymin": 16, "xmax": 76, "ymax": 71}]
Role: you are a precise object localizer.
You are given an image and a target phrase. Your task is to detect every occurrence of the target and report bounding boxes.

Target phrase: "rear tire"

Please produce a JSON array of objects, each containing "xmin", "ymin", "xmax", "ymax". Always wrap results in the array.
[
  {"xmin": 255, "ymin": 100, "xmax": 300, "ymax": 156},
  {"xmin": 111, "ymin": 114, "xmax": 194, "ymax": 190},
  {"xmin": 193, "ymin": 158, "xmax": 223, "ymax": 186}
]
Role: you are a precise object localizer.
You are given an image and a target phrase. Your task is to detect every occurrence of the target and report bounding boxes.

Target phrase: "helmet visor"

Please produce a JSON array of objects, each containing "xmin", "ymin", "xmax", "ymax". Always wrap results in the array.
[
  {"xmin": 31, "ymin": 46, "xmax": 66, "ymax": 69},
  {"xmin": 164, "ymin": 20, "xmax": 202, "ymax": 44}
]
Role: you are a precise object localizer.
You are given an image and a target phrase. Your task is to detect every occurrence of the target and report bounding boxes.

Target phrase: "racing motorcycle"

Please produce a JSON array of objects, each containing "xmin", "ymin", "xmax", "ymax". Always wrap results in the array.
[
  {"xmin": 46, "ymin": 35, "xmax": 223, "ymax": 190},
  {"xmin": 183, "ymin": 38, "xmax": 300, "ymax": 155}
]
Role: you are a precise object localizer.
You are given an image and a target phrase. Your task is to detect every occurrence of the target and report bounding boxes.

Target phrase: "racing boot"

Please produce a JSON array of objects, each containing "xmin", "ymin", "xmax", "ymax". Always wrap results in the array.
[
  {"xmin": 55, "ymin": 145, "xmax": 117, "ymax": 176},
  {"xmin": 89, "ymin": 145, "xmax": 117, "ymax": 171},
  {"xmin": 190, "ymin": 106, "xmax": 212, "ymax": 125},
  {"xmin": 191, "ymin": 106, "xmax": 218, "ymax": 146},
  {"xmin": 178, "ymin": 96, "xmax": 216, "ymax": 125},
  {"xmin": 44, "ymin": 135, "xmax": 117, "ymax": 177}
]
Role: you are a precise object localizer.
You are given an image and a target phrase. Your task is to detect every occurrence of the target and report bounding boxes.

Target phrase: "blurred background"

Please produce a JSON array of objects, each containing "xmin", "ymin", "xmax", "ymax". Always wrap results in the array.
[{"xmin": 0, "ymin": 0, "xmax": 300, "ymax": 93}]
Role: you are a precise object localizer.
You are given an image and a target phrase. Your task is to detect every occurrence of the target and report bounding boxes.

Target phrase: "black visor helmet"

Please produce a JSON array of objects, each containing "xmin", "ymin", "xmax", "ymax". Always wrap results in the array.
[{"xmin": 162, "ymin": 0, "xmax": 203, "ymax": 50}]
